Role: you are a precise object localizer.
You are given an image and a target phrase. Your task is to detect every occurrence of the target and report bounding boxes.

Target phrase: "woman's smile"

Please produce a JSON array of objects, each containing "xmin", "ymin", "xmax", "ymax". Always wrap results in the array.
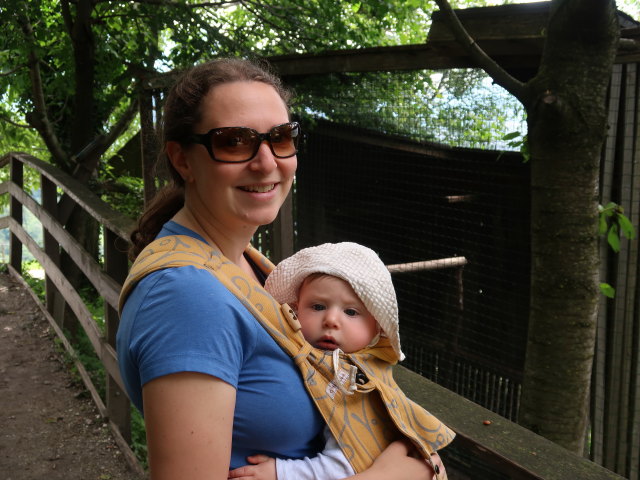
[{"xmin": 239, "ymin": 183, "xmax": 277, "ymax": 193}]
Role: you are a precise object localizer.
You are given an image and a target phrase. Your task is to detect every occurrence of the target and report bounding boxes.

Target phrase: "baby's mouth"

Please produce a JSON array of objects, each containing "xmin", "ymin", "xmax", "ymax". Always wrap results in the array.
[
  {"xmin": 239, "ymin": 183, "xmax": 276, "ymax": 193},
  {"xmin": 316, "ymin": 336, "xmax": 339, "ymax": 350}
]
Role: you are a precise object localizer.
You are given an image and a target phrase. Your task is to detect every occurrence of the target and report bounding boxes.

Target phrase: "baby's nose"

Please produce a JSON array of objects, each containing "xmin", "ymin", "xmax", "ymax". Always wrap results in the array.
[{"xmin": 322, "ymin": 309, "xmax": 340, "ymax": 328}]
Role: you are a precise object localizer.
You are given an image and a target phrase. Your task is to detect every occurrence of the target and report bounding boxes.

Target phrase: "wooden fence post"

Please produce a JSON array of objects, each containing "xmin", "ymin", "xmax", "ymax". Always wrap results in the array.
[
  {"xmin": 270, "ymin": 192, "xmax": 294, "ymax": 264},
  {"xmin": 41, "ymin": 174, "xmax": 66, "ymax": 326},
  {"xmin": 104, "ymin": 228, "xmax": 131, "ymax": 442},
  {"xmin": 9, "ymin": 156, "xmax": 23, "ymax": 274}
]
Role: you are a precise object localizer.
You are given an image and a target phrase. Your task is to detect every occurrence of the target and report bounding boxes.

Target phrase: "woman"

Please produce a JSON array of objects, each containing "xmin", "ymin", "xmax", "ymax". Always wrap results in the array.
[{"xmin": 117, "ymin": 58, "xmax": 444, "ymax": 480}]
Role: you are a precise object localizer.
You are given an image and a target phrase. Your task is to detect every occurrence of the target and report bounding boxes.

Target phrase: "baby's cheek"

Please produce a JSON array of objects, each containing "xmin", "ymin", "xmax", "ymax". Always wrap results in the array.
[{"xmin": 299, "ymin": 321, "xmax": 316, "ymax": 342}]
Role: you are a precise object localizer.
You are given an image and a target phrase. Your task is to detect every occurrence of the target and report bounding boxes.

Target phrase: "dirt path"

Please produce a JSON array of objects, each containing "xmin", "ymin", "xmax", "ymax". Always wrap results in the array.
[{"xmin": 0, "ymin": 270, "xmax": 142, "ymax": 480}]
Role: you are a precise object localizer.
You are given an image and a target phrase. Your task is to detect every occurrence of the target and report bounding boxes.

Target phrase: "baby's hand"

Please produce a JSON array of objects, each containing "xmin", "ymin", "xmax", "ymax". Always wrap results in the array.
[{"xmin": 228, "ymin": 454, "xmax": 277, "ymax": 480}]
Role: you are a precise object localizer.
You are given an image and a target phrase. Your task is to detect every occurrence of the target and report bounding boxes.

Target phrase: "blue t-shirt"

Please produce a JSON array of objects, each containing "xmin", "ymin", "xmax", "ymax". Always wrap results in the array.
[{"xmin": 116, "ymin": 221, "xmax": 324, "ymax": 467}]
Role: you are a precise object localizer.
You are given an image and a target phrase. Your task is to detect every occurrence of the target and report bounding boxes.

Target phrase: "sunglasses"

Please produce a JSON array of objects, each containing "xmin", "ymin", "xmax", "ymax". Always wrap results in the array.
[{"xmin": 187, "ymin": 121, "xmax": 301, "ymax": 163}]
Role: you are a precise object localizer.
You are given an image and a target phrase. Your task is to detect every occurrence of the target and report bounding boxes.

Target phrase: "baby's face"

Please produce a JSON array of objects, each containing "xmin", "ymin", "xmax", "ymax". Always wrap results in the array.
[{"xmin": 296, "ymin": 275, "xmax": 378, "ymax": 353}]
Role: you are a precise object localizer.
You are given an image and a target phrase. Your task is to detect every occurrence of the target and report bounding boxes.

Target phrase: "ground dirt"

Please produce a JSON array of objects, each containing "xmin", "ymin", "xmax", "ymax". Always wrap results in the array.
[{"xmin": 0, "ymin": 270, "xmax": 143, "ymax": 480}]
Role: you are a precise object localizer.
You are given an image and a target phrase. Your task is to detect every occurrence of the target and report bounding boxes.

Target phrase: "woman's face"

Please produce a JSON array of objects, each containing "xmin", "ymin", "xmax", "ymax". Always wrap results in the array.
[{"xmin": 177, "ymin": 81, "xmax": 297, "ymax": 234}]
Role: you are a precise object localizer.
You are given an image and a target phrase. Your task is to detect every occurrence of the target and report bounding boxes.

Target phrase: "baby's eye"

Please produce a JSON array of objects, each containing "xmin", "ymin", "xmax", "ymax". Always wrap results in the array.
[
  {"xmin": 344, "ymin": 308, "xmax": 358, "ymax": 317},
  {"xmin": 311, "ymin": 304, "xmax": 326, "ymax": 311}
]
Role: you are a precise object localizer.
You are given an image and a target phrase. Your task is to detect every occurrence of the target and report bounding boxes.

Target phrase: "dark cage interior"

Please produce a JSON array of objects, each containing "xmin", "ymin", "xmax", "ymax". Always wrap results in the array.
[{"xmin": 295, "ymin": 120, "xmax": 531, "ymax": 420}]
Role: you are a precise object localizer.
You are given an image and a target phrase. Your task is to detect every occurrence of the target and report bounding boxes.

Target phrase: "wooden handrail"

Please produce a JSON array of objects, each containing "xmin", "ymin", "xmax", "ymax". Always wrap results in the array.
[
  {"xmin": 395, "ymin": 367, "xmax": 624, "ymax": 479},
  {"xmin": 0, "ymin": 152, "xmax": 142, "ymax": 476}
]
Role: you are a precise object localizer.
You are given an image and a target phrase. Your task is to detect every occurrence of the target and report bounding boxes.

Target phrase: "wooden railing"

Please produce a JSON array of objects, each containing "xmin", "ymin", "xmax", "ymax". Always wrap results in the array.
[
  {"xmin": 0, "ymin": 152, "xmax": 142, "ymax": 476},
  {"xmin": 0, "ymin": 152, "xmax": 624, "ymax": 479}
]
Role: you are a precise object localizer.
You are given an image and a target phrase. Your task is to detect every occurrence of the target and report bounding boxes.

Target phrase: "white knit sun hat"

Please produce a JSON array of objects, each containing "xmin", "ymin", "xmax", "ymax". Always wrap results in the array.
[{"xmin": 265, "ymin": 242, "xmax": 404, "ymax": 361}]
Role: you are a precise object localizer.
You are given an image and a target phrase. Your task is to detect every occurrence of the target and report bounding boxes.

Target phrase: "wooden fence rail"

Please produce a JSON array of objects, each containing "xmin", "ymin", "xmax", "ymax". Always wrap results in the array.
[
  {"xmin": 0, "ymin": 151, "xmax": 624, "ymax": 479},
  {"xmin": 0, "ymin": 152, "xmax": 141, "ymax": 476}
]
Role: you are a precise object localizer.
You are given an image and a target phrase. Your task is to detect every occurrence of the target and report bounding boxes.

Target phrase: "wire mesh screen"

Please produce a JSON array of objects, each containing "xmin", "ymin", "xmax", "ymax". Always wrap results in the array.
[
  {"xmin": 291, "ymin": 69, "xmax": 526, "ymax": 149},
  {"xmin": 289, "ymin": 70, "xmax": 529, "ymax": 420}
]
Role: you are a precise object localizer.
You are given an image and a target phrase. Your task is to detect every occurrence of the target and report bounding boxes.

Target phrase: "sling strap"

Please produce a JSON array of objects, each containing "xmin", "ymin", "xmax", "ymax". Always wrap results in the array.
[{"xmin": 119, "ymin": 235, "xmax": 455, "ymax": 475}]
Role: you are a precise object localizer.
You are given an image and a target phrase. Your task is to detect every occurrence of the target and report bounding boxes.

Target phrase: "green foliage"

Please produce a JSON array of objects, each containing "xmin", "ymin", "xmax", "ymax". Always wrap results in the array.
[
  {"xmin": 599, "ymin": 282, "xmax": 615, "ymax": 298},
  {"xmin": 599, "ymin": 202, "xmax": 636, "ymax": 253},
  {"xmin": 1, "ymin": 0, "xmax": 511, "ymax": 172},
  {"xmin": 0, "ymin": 0, "xmax": 443, "ymax": 168},
  {"xmin": 78, "ymin": 283, "xmax": 106, "ymax": 330},
  {"xmin": 21, "ymin": 259, "xmax": 45, "ymax": 301},
  {"xmin": 598, "ymin": 202, "xmax": 637, "ymax": 298},
  {"xmin": 502, "ymin": 131, "xmax": 530, "ymax": 161},
  {"xmin": 131, "ymin": 407, "xmax": 148, "ymax": 469},
  {"xmin": 292, "ymin": 69, "xmax": 526, "ymax": 149},
  {"xmin": 97, "ymin": 162, "xmax": 144, "ymax": 219}
]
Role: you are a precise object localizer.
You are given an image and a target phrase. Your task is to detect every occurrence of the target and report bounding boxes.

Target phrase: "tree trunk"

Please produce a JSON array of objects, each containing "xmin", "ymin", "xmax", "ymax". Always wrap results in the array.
[
  {"xmin": 518, "ymin": 0, "xmax": 619, "ymax": 454},
  {"xmin": 62, "ymin": 0, "xmax": 100, "ymax": 320}
]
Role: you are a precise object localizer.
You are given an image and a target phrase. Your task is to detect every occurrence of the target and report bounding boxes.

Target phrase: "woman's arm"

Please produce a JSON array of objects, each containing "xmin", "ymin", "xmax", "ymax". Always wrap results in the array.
[
  {"xmin": 143, "ymin": 371, "xmax": 236, "ymax": 480},
  {"xmin": 345, "ymin": 440, "xmax": 441, "ymax": 480}
]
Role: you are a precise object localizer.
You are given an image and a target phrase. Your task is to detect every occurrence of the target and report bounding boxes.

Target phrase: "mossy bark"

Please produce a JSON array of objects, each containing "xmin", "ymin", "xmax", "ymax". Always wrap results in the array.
[{"xmin": 518, "ymin": 0, "xmax": 619, "ymax": 454}]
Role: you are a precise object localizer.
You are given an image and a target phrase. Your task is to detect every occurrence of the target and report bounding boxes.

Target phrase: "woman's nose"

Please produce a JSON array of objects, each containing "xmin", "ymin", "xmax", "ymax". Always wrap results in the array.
[{"xmin": 248, "ymin": 141, "xmax": 277, "ymax": 173}]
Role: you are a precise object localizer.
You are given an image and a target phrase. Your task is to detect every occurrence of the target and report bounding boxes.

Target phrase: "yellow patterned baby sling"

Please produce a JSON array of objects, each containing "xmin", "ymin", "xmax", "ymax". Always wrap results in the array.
[{"xmin": 119, "ymin": 235, "xmax": 455, "ymax": 476}]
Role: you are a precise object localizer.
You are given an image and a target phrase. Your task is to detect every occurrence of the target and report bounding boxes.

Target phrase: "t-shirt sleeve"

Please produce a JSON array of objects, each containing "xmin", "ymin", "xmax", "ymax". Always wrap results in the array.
[{"xmin": 125, "ymin": 266, "xmax": 259, "ymax": 389}]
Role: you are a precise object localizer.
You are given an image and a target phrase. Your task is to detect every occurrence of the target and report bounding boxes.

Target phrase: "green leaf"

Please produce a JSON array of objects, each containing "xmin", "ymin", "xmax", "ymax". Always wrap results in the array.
[
  {"xmin": 599, "ymin": 214, "xmax": 608, "ymax": 235},
  {"xmin": 607, "ymin": 223, "xmax": 621, "ymax": 252},
  {"xmin": 600, "ymin": 283, "xmax": 615, "ymax": 298},
  {"xmin": 617, "ymin": 213, "xmax": 636, "ymax": 240},
  {"xmin": 502, "ymin": 131, "xmax": 521, "ymax": 141}
]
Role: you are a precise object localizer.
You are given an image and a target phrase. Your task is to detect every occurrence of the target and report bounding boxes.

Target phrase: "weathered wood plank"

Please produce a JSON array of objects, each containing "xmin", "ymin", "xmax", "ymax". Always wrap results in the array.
[
  {"xmin": 613, "ymin": 62, "xmax": 638, "ymax": 475},
  {"xmin": 6, "ymin": 217, "xmax": 125, "ymax": 392},
  {"xmin": 394, "ymin": 366, "xmax": 625, "ymax": 479},
  {"xmin": 2, "ymin": 153, "xmax": 135, "ymax": 241},
  {"xmin": 270, "ymin": 193, "xmax": 294, "ymax": 264},
  {"xmin": 8, "ymin": 183, "xmax": 122, "ymax": 311},
  {"xmin": 594, "ymin": 63, "xmax": 624, "ymax": 465},
  {"xmin": 41, "ymin": 174, "xmax": 65, "ymax": 325},
  {"xmin": 9, "ymin": 157, "xmax": 23, "ymax": 273},
  {"xmin": 624, "ymin": 63, "xmax": 640, "ymax": 480}
]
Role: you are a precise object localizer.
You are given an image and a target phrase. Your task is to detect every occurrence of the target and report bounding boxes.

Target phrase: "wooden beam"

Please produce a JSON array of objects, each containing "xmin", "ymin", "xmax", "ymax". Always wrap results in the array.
[
  {"xmin": 394, "ymin": 366, "xmax": 625, "ymax": 479},
  {"xmin": 138, "ymin": 3, "xmax": 640, "ymax": 92}
]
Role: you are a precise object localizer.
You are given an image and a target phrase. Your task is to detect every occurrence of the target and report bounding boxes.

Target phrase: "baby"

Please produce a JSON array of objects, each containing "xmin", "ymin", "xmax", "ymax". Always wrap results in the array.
[{"xmin": 228, "ymin": 242, "xmax": 452, "ymax": 480}]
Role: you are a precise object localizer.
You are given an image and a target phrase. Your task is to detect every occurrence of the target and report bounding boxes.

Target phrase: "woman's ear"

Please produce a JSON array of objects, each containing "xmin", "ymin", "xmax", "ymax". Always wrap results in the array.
[{"xmin": 166, "ymin": 141, "xmax": 193, "ymax": 183}]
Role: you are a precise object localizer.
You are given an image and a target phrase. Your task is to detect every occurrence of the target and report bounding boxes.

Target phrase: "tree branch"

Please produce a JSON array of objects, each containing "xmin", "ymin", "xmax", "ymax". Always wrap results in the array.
[
  {"xmin": 60, "ymin": 0, "xmax": 74, "ymax": 36},
  {"xmin": 0, "ymin": 63, "xmax": 27, "ymax": 77},
  {"xmin": 431, "ymin": 0, "xmax": 527, "ymax": 102},
  {"xmin": 240, "ymin": 0, "xmax": 294, "ymax": 37},
  {"xmin": 15, "ymin": 4, "xmax": 72, "ymax": 169},
  {"xmin": 103, "ymin": 97, "xmax": 140, "ymax": 152},
  {"xmin": 0, "ymin": 114, "xmax": 34, "ymax": 129},
  {"xmin": 71, "ymin": 96, "xmax": 140, "ymax": 182},
  {"xmin": 97, "ymin": 0, "xmax": 240, "ymax": 7}
]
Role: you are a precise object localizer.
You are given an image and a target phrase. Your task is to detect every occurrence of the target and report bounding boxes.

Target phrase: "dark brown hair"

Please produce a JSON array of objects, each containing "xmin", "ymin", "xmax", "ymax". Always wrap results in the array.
[{"xmin": 129, "ymin": 58, "xmax": 292, "ymax": 260}]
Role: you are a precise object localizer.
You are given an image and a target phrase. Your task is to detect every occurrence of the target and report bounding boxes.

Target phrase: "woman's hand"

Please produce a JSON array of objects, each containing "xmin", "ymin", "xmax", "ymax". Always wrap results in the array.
[{"xmin": 348, "ymin": 440, "xmax": 442, "ymax": 480}]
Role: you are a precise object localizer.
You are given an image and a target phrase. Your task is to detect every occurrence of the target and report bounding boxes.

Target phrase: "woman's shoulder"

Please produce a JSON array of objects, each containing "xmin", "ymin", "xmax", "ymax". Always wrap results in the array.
[
  {"xmin": 121, "ymin": 265, "xmax": 262, "ymax": 350},
  {"xmin": 119, "ymin": 265, "xmax": 261, "ymax": 388},
  {"xmin": 133, "ymin": 265, "xmax": 253, "ymax": 320}
]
